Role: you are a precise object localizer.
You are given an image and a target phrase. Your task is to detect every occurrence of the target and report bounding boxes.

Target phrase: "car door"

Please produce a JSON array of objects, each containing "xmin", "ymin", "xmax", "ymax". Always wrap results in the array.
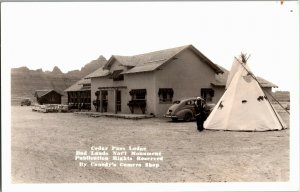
[{"xmin": 183, "ymin": 99, "xmax": 196, "ymax": 117}]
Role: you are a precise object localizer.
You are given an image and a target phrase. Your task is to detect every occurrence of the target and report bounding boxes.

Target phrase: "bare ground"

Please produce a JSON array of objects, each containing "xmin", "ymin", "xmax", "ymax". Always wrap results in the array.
[{"xmin": 11, "ymin": 106, "xmax": 289, "ymax": 183}]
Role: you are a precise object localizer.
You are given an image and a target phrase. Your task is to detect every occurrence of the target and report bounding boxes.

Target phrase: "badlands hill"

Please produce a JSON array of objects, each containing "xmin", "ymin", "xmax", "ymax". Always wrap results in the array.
[{"xmin": 11, "ymin": 55, "xmax": 107, "ymax": 105}]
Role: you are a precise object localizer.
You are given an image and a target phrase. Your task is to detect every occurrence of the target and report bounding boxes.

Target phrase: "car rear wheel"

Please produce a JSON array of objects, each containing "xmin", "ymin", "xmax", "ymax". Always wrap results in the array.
[{"xmin": 183, "ymin": 113, "xmax": 192, "ymax": 122}]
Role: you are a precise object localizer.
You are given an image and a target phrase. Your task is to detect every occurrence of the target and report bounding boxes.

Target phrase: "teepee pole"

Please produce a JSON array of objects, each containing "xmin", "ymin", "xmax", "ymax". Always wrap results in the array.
[
  {"xmin": 234, "ymin": 57, "xmax": 289, "ymax": 114},
  {"xmin": 234, "ymin": 57, "xmax": 288, "ymax": 129},
  {"xmin": 259, "ymin": 87, "xmax": 290, "ymax": 114}
]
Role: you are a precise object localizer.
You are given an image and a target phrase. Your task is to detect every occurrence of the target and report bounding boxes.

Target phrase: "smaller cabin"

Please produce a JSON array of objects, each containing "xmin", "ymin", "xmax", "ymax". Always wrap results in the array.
[
  {"xmin": 64, "ymin": 78, "xmax": 91, "ymax": 110},
  {"xmin": 34, "ymin": 90, "xmax": 63, "ymax": 105}
]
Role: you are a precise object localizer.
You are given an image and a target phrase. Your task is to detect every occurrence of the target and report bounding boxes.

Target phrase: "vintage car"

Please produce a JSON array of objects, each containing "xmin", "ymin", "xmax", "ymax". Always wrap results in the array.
[
  {"xmin": 164, "ymin": 97, "xmax": 215, "ymax": 122},
  {"xmin": 57, "ymin": 104, "xmax": 69, "ymax": 112},
  {"xmin": 32, "ymin": 104, "xmax": 69, "ymax": 113},
  {"xmin": 20, "ymin": 98, "xmax": 32, "ymax": 106}
]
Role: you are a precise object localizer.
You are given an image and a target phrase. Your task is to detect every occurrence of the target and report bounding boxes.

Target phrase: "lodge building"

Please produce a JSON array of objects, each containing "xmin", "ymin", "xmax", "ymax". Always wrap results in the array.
[
  {"xmin": 66, "ymin": 44, "xmax": 277, "ymax": 117},
  {"xmin": 86, "ymin": 45, "xmax": 223, "ymax": 116}
]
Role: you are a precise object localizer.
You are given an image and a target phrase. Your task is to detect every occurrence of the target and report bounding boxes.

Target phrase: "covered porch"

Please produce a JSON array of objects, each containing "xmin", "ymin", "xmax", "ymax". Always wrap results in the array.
[{"xmin": 93, "ymin": 86, "xmax": 127, "ymax": 114}]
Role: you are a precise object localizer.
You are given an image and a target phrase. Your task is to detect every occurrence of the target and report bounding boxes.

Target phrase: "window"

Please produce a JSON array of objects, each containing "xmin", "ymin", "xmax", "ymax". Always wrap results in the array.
[
  {"xmin": 128, "ymin": 89, "xmax": 147, "ymax": 114},
  {"xmin": 129, "ymin": 89, "xmax": 146, "ymax": 100},
  {"xmin": 158, "ymin": 88, "xmax": 174, "ymax": 103},
  {"xmin": 186, "ymin": 100, "xmax": 195, "ymax": 105},
  {"xmin": 201, "ymin": 88, "xmax": 214, "ymax": 102},
  {"xmin": 101, "ymin": 90, "xmax": 108, "ymax": 101},
  {"xmin": 82, "ymin": 83, "xmax": 91, "ymax": 88},
  {"xmin": 109, "ymin": 70, "xmax": 124, "ymax": 81}
]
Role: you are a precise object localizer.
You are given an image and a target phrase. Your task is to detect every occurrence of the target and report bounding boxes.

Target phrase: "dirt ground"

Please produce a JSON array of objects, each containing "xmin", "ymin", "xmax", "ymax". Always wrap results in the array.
[{"xmin": 11, "ymin": 106, "xmax": 289, "ymax": 183}]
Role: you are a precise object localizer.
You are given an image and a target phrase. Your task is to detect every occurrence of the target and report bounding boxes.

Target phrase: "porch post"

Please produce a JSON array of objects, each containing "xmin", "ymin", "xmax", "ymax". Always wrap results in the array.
[{"xmin": 67, "ymin": 92, "xmax": 70, "ymax": 105}]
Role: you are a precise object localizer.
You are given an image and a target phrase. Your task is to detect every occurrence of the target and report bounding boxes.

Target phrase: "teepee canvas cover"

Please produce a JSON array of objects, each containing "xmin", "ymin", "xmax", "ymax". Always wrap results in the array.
[{"xmin": 204, "ymin": 57, "xmax": 287, "ymax": 131}]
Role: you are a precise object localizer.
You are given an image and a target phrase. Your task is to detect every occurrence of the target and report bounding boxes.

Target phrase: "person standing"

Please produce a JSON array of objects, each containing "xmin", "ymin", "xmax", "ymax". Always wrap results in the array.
[{"xmin": 194, "ymin": 96, "xmax": 206, "ymax": 132}]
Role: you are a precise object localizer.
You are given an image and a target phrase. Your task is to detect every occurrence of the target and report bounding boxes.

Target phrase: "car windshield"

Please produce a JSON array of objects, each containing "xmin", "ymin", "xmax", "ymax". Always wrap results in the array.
[{"xmin": 172, "ymin": 100, "xmax": 180, "ymax": 104}]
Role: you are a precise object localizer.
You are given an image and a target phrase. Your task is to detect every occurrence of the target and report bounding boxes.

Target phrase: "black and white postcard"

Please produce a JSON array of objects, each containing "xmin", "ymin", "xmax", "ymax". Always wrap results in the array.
[{"xmin": 1, "ymin": 1, "xmax": 299, "ymax": 192}]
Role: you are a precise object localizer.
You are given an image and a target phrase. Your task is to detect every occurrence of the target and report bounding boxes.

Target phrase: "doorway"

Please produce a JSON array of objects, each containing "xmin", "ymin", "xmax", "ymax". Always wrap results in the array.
[
  {"xmin": 101, "ymin": 90, "xmax": 108, "ymax": 112},
  {"xmin": 116, "ymin": 90, "xmax": 121, "ymax": 113},
  {"xmin": 200, "ymin": 88, "xmax": 214, "ymax": 102}
]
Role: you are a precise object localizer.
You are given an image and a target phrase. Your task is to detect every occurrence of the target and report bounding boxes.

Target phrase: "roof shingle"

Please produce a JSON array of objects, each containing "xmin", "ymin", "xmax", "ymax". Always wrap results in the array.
[
  {"xmin": 109, "ymin": 45, "xmax": 188, "ymax": 68},
  {"xmin": 102, "ymin": 45, "xmax": 223, "ymax": 75},
  {"xmin": 35, "ymin": 90, "xmax": 63, "ymax": 97},
  {"xmin": 64, "ymin": 79, "xmax": 91, "ymax": 92},
  {"xmin": 84, "ymin": 67, "xmax": 110, "ymax": 78}
]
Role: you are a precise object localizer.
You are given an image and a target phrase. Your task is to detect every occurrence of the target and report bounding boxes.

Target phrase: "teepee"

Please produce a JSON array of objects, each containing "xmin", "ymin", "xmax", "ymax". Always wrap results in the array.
[{"xmin": 204, "ymin": 56, "xmax": 287, "ymax": 131}]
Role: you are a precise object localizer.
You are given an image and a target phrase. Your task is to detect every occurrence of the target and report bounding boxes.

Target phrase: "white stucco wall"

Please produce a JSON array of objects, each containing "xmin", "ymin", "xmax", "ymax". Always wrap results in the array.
[
  {"xmin": 154, "ymin": 49, "xmax": 218, "ymax": 116},
  {"xmin": 124, "ymin": 72, "xmax": 156, "ymax": 115},
  {"xmin": 212, "ymin": 86, "xmax": 225, "ymax": 103},
  {"xmin": 90, "ymin": 60, "xmax": 156, "ymax": 114}
]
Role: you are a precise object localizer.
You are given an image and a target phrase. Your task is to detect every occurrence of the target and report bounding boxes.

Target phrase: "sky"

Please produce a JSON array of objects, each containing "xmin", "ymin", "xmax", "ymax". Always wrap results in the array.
[{"xmin": 1, "ymin": 1, "xmax": 299, "ymax": 91}]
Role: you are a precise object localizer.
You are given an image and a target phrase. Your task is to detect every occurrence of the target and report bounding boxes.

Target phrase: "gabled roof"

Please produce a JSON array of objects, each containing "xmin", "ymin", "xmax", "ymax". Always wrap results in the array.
[
  {"xmin": 122, "ymin": 63, "xmax": 162, "ymax": 74},
  {"xmin": 84, "ymin": 67, "xmax": 110, "ymax": 79},
  {"xmin": 34, "ymin": 90, "xmax": 63, "ymax": 98},
  {"xmin": 109, "ymin": 70, "xmax": 123, "ymax": 79},
  {"xmin": 211, "ymin": 65, "xmax": 278, "ymax": 88},
  {"xmin": 78, "ymin": 78, "xmax": 90, "ymax": 85},
  {"xmin": 104, "ymin": 45, "xmax": 188, "ymax": 69},
  {"xmin": 64, "ymin": 78, "xmax": 91, "ymax": 92},
  {"xmin": 102, "ymin": 45, "xmax": 223, "ymax": 75},
  {"xmin": 35, "ymin": 90, "xmax": 51, "ymax": 98}
]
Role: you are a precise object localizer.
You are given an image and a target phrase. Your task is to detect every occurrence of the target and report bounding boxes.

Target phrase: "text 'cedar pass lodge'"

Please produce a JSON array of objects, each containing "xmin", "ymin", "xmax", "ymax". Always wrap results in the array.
[{"xmin": 65, "ymin": 45, "xmax": 278, "ymax": 117}]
